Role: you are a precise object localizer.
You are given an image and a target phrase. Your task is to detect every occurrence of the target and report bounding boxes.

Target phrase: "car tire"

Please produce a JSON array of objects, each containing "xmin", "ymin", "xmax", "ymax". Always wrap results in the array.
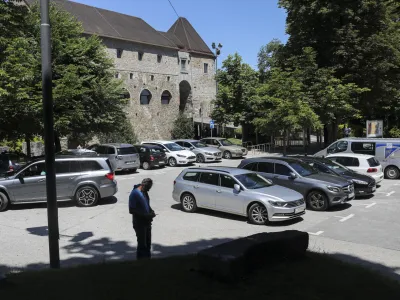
[
  {"xmin": 0, "ymin": 191, "xmax": 9, "ymax": 212},
  {"xmin": 307, "ymin": 190, "xmax": 329, "ymax": 211},
  {"xmin": 223, "ymin": 151, "xmax": 232, "ymax": 159},
  {"xmin": 75, "ymin": 186, "xmax": 99, "ymax": 207},
  {"xmin": 181, "ymin": 193, "xmax": 197, "ymax": 213},
  {"xmin": 168, "ymin": 157, "xmax": 177, "ymax": 167},
  {"xmin": 131, "ymin": 168, "xmax": 137, "ymax": 173},
  {"xmin": 248, "ymin": 203, "xmax": 269, "ymax": 225},
  {"xmin": 142, "ymin": 162, "xmax": 150, "ymax": 170},
  {"xmin": 196, "ymin": 154, "xmax": 205, "ymax": 163},
  {"xmin": 385, "ymin": 166, "xmax": 400, "ymax": 180}
]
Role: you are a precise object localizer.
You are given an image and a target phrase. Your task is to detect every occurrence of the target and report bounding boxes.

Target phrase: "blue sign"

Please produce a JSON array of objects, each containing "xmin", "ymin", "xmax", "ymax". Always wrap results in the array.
[{"xmin": 210, "ymin": 120, "xmax": 215, "ymax": 129}]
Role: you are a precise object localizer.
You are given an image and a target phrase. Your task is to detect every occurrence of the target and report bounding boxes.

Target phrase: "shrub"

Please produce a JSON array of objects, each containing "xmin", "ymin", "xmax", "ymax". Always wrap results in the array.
[{"xmin": 171, "ymin": 113, "xmax": 194, "ymax": 139}]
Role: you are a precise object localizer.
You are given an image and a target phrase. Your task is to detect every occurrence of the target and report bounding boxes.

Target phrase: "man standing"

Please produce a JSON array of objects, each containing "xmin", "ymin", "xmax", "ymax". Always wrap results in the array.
[{"xmin": 129, "ymin": 178, "xmax": 155, "ymax": 260}]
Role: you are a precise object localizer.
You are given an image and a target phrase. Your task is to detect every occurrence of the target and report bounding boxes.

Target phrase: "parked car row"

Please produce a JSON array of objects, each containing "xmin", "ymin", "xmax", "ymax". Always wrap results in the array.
[{"xmin": 173, "ymin": 155, "xmax": 382, "ymax": 225}]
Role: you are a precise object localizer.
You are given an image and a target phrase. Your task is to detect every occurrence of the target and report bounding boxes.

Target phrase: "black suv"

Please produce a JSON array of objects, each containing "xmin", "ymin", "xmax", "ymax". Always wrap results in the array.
[{"xmin": 133, "ymin": 144, "xmax": 167, "ymax": 170}]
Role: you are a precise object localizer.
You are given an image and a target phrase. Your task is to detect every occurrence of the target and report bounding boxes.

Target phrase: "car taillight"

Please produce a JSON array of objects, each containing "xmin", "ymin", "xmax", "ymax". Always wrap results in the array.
[
  {"xmin": 106, "ymin": 173, "xmax": 115, "ymax": 180},
  {"xmin": 9, "ymin": 166, "xmax": 13, "ymax": 171},
  {"xmin": 150, "ymin": 155, "xmax": 154, "ymax": 161},
  {"xmin": 174, "ymin": 180, "xmax": 176, "ymax": 185},
  {"xmin": 367, "ymin": 168, "xmax": 377, "ymax": 173}
]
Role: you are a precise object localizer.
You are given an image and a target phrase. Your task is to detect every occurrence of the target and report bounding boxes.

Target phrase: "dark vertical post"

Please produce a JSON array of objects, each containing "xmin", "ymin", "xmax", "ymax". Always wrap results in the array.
[{"xmin": 40, "ymin": 0, "xmax": 60, "ymax": 269}]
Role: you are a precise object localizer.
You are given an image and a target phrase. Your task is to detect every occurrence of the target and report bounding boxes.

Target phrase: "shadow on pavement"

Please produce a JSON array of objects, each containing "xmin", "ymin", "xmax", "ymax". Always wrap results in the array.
[{"xmin": 326, "ymin": 203, "xmax": 352, "ymax": 212}]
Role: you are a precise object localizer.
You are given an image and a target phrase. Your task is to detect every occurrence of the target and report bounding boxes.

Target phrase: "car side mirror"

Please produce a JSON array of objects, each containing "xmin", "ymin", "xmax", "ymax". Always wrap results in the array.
[
  {"xmin": 190, "ymin": 147, "xmax": 195, "ymax": 150},
  {"xmin": 289, "ymin": 172, "xmax": 297, "ymax": 180},
  {"xmin": 234, "ymin": 184, "xmax": 241, "ymax": 193}
]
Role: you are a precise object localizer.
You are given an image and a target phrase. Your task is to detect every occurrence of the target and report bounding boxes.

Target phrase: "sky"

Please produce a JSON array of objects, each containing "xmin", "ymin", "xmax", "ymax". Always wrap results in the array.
[{"xmin": 70, "ymin": 0, "xmax": 288, "ymax": 69}]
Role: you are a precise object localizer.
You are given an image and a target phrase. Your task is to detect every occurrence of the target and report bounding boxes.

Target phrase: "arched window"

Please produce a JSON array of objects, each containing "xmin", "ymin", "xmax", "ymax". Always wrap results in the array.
[
  {"xmin": 140, "ymin": 89, "xmax": 152, "ymax": 105},
  {"xmin": 121, "ymin": 89, "xmax": 130, "ymax": 100},
  {"xmin": 161, "ymin": 90, "xmax": 172, "ymax": 105}
]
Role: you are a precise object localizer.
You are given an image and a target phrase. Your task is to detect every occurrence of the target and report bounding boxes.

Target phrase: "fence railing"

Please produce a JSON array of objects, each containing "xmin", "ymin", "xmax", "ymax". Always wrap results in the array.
[{"xmin": 249, "ymin": 143, "xmax": 271, "ymax": 155}]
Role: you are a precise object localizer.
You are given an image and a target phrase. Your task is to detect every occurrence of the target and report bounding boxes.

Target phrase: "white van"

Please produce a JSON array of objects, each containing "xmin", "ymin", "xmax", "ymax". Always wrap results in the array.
[{"xmin": 314, "ymin": 138, "xmax": 400, "ymax": 179}]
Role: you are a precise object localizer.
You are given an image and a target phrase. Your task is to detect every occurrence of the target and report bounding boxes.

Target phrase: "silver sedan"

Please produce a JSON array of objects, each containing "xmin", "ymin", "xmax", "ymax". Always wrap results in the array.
[
  {"xmin": 174, "ymin": 140, "xmax": 222, "ymax": 163},
  {"xmin": 172, "ymin": 167, "xmax": 305, "ymax": 225}
]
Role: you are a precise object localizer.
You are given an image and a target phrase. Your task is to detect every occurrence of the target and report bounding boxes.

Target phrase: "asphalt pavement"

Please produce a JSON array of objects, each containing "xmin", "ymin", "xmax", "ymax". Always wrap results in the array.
[{"xmin": 1, "ymin": 153, "xmax": 400, "ymax": 280}]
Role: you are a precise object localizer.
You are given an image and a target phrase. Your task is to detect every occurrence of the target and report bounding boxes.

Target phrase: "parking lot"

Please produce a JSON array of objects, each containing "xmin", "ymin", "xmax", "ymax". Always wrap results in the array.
[{"xmin": 1, "ymin": 153, "xmax": 400, "ymax": 278}]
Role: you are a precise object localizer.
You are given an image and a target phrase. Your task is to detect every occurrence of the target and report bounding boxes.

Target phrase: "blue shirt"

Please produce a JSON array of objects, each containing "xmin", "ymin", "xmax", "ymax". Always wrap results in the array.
[{"xmin": 129, "ymin": 185, "xmax": 150, "ymax": 214}]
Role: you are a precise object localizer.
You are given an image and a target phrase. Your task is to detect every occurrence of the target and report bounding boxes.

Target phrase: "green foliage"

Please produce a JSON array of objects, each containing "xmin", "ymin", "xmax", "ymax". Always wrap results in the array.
[
  {"xmin": 211, "ymin": 53, "xmax": 259, "ymax": 127},
  {"xmin": 171, "ymin": 113, "xmax": 194, "ymax": 139},
  {"xmin": 97, "ymin": 115, "xmax": 137, "ymax": 144},
  {"xmin": 389, "ymin": 127, "xmax": 400, "ymax": 138},
  {"xmin": 279, "ymin": 0, "xmax": 400, "ymax": 127},
  {"xmin": 257, "ymin": 39, "xmax": 284, "ymax": 83},
  {"xmin": 234, "ymin": 127, "xmax": 242, "ymax": 139},
  {"xmin": 0, "ymin": 0, "xmax": 128, "ymax": 146}
]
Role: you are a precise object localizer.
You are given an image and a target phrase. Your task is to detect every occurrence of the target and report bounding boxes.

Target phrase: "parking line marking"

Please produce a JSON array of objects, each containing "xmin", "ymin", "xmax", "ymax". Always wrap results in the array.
[
  {"xmin": 308, "ymin": 231, "xmax": 324, "ymax": 236},
  {"xmin": 365, "ymin": 203, "xmax": 376, "ymax": 209},
  {"xmin": 335, "ymin": 214, "xmax": 355, "ymax": 222},
  {"xmin": 387, "ymin": 191, "xmax": 395, "ymax": 197}
]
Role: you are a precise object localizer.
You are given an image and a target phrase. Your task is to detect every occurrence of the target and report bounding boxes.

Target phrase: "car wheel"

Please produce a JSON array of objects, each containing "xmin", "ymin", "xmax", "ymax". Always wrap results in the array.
[
  {"xmin": 0, "ymin": 191, "xmax": 9, "ymax": 212},
  {"xmin": 131, "ymin": 168, "xmax": 137, "ymax": 173},
  {"xmin": 168, "ymin": 157, "xmax": 177, "ymax": 167},
  {"xmin": 385, "ymin": 166, "xmax": 400, "ymax": 179},
  {"xmin": 307, "ymin": 190, "xmax": 328, "ymax": 211},
  {"xmin": 75, "ymin": 186, "xmax": 99, "ymax": 207},
  {"xmin": 181, "ymin": 193, "xmax": 197, "ymax": 213},
  {"xmin": 142, "ymin": 162, "xmax": 150, "ymax": 170},
  {"xmin": 196, "ymin": 154, "xmax": 205, "ymax": 163},
  {"xmin": 248, "ymin": 203, "xmax": 269, "ymax": 225},
  {"xmin": 223, "ymin": 151, "xmax": 232, "ymax": 159}
]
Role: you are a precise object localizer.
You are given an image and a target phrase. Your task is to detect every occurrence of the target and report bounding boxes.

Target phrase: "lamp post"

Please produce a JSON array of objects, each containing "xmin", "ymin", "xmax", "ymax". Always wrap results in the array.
[{"xmin": 211, "ymin": 42, "xmax": 222, "ymax": 136}]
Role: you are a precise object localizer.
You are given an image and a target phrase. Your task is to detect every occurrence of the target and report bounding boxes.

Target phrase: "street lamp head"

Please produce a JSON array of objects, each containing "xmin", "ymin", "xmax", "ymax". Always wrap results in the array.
[
  {"xmin": 212, "ymin": 42, "xmax": 216, "ymax": 49},
  {"xmin": 218, "ymin": 43, "xmax": 223, "ymax": 48}
]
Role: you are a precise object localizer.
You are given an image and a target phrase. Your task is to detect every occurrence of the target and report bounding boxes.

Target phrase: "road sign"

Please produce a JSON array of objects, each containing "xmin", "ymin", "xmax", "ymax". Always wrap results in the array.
[{"xmin": 210, "ymin": 120, "xmax": 215, "ymax": 129}]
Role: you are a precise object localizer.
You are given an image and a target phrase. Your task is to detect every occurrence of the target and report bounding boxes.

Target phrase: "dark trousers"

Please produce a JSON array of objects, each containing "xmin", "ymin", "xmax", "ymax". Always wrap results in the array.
[{"xmin": 133, "ymin": 222, "xmax": 152, "ymax": 260}]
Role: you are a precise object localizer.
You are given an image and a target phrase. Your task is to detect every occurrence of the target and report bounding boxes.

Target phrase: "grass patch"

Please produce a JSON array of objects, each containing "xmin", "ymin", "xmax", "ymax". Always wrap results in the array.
[
  {"xmin": 2, "ymin": 252, "xmax": 400, "ymax": 300},
  {"xmin": 227, "ymin": 138, "xmax": 242, "ymax": 146}
]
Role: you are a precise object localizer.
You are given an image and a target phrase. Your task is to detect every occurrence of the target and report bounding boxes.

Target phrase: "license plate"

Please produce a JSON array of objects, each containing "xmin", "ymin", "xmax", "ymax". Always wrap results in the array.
[
  {"xmin": 159, "ymin": 161, "xmax": 165, "ymax": 165},
  {"xmin": 372, "ymin": 186, "xmax": 376, "ymax": 192},
  {"xmin": 348, "ymin": 192, "xmax": 355, "ymax": 199},
  {"xmin": 125, "ymin": 161, "xmax": 135, "ymax": 164},
  {"xmin": 294, "ymin": 207, "xmax": 305, "ymax": 214}
]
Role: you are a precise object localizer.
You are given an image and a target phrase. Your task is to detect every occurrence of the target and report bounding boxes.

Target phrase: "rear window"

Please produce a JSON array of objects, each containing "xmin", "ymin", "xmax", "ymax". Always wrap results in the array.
[
  {"xmin": 351, "ymin": 142, "xmax": 376, "ymax": 156},
  {"xmin": 183, "ymin": 172, "xmax": 200, "ymax": 182},
  {"xmin": 150, "ymin": 147, "xmax": 163, "ymax": 154},
  {"xmin": 117, "ymin": 147, "xmax": 137, "ymax": 155},
  {"xmin": 81, "ymin": 161, "xmax": 103, "ymax": 172},
  {"xmin": 367, "ymin": 157, "xmax": 380, "ymax": 167},
  {"xmin": 242, "ymin": 162, "xmax": 257, "ymax": 171}
]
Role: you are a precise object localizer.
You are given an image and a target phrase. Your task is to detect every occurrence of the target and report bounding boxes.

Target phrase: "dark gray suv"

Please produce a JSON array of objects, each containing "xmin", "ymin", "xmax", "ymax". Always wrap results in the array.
[
  {"xmin": 238, "ymin": 157, "xmax": 354, "ymax": 211},
  {"xmin": 0, "ymin": 157, "xmax": 117, "ymax": 212}
]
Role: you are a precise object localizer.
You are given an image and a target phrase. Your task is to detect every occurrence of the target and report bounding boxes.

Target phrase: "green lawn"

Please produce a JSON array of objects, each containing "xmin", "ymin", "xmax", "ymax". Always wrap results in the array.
[
  {"xmin": 227, "ymin": 138, "xmax": 242, "ymax": 145},
  {"xmin": 2, "ymin": 252, "xmax": 400, "ymax": 300}
]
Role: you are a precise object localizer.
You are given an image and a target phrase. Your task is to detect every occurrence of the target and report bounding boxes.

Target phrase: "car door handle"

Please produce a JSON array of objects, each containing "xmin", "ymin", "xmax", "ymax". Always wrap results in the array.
[
  {"xmin": 273, "ymin": 175, "xmax": 279, "ymax": 179},
  {"xmin": 69, "ymin": 177, "xmax": 75, "ymax": 180},
  {"xmin": 216, "ymin": 190, "xmax": 222, "ymax": 193},
  {"xmin": 194, "ymin": 185, "xmax": 199, "ymax": 189},
  {"xmin": 38, "ymin": 179, "xmax": 45, "ymax": 182}
]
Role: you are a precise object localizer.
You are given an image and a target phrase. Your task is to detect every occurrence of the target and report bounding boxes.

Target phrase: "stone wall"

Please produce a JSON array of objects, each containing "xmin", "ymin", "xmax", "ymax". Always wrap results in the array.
[{"xmin": 101, "ymin": 37, "xmax": 216, "ymax": 141}]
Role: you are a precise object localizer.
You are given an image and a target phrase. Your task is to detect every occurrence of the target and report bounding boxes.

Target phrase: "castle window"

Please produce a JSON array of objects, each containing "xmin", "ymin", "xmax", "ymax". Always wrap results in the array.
[
  {"xmin": 150, "ymin": 75, "xmax": 154, "ymax": 81},
  {"xmin": 115, "ymin": 72, "xmax": 120, "ymax": 79},
  {"xmin": 140, "ymin": 89, "xmax": 152, "ymax": 105},
  {"xmin": 130, "ymin": 73, "xmax": 133, "ymax": 79},
  {"xmin": 167, "ymin": 76, "xmax": 170, "ymax": 82},
  {"xmin": 161, "ymin": 90, "xmax": 171, "ymax": 105},
  {"xmin": 117, "ymin": 49, "xmax": 123, "ymax": 58},
  {"xmin": 138, "ymin": 52, "xmax": 143, "ymax": 61},
  {"xmin": 204, "ymin": 63, "xmax": 208, "ymax": 74},
  {"xmin": 181, "ymin": 59, "xmax": 187, "ymax": 71},
  {"xmin": 157, "ymin": 55, "xmax": 162, "ymax": 63}
]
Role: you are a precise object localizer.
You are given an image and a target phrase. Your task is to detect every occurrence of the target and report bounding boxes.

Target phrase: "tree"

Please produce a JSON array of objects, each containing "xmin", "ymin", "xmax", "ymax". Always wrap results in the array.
[
  {"xmin": 211, "ymin": 53, "xmax": 259, "ymax": 141},
  {"xmin": 97, "ymin": 115, "xmax": 137, "ymax": 145},
  {"xmin": 0, "ymin": 1, "xmax": 128, "ymax": 151},
  {"xmin": 254, "ymin": 67, "xmax": 321, "ymax": 155},
  {"xmin": 279, "ymin": 0, "xmax": 400, "ymax": 134},
  {"xmin": 257, "ymin": 39, "xmax": 284, "ymax": 83},
  {"xmin": 171, "ymin": 113, "xmax": 194, "ymax": 139}
]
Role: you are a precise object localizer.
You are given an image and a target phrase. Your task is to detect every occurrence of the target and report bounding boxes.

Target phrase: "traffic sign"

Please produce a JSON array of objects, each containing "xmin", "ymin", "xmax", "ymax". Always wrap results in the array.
[{"xmin": 210, "ymin": 120, "xmax": 215, "ymax": 129}]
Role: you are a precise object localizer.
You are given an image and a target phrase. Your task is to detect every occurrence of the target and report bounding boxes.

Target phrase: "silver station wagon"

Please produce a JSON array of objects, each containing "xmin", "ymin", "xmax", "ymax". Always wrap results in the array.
[
  {"xmin": 0, "ymin": 157, "xmax": 117, "ymax": 212},
  {"xmin": 172, "ymin": 167, "xmax": 305, "ymax": 225}
]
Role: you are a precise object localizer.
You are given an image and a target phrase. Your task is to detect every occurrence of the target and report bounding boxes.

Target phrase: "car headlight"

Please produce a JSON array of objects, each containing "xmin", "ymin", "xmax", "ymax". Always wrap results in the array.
[
  {"xmin": 352, "ymin": 179, "xmax": 368, "ymax": 185},
  {"xmin": 268, "ymin": 200, "xmax": 287, "ymax": 207},
  {"xmin": 177, "ymin": 154, "xmax": 186, "ymax": 158},
  {"xmin": 327, "ymin": 186, "xmax": 341, "ymax": 193},
  {"xmin": 205, "ymin": 152, "xmax": 213, "ymax": 155}
]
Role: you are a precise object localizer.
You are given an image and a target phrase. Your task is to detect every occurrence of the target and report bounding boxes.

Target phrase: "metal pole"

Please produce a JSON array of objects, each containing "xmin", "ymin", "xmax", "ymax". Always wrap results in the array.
[{"xmin": 40, "ymin": 0, "xmax": 60, "ymax": 269}]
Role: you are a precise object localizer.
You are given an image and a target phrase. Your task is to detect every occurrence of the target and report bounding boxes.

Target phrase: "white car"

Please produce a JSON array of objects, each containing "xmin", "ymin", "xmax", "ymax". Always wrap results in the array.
[
  {"xmin": 327, "ymin": 153, "xmax": 384, "ymax": 184},
  {"xmin": 141, "ymin": 140, "xmax": 196, "ymax": 167}
]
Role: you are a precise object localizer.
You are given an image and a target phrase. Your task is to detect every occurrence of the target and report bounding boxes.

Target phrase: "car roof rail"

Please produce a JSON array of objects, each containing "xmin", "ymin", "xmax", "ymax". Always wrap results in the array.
[{"xmin": 187, "ymin": 167, "xmax": 230, "ymax": 173}]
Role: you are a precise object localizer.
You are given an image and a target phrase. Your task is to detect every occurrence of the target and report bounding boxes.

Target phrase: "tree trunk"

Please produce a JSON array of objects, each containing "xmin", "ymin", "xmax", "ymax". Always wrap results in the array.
[
  {"xmin": 324, "ymin": 124, "xmax": 329, "ymax": 147},
  {"xmin": 307, "ymin": 128, "xmax": 311, "ymax": 145},
  {"xmin": 303, "ymin": 128, "xmax": 307, "ymax": 154},
  {"xmin": 25, "ymin": 137, "xmax": 31, "ymax": 158},
  {"xmin": 54, "ymin": 132, "xmax": 61, "ymax": 153},
  {"xmin": 283, "ymin": 130, "xmax": 287, "ymax": 156}
]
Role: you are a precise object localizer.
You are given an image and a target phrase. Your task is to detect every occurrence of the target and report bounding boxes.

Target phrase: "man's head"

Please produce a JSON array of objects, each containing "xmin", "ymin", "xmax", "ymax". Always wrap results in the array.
[{"xmin": 141, "ymin": 178, "xmax": 153, "ymax": 192}]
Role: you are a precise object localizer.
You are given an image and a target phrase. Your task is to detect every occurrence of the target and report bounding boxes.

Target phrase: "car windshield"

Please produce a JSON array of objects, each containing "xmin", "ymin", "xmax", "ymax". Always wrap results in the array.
[
  {"xmin": 235, "ymin": 173, "xmax": 272, "ymax": 189},
  {"xmin": 117, "ymin": 147, "xmax": 137, "ymax": 155},
  {"xmin": 164, "ymin": 143, "xmax": 184, "ymax": 151},
  {"xmin": 220, "ymin": 139, "xmax": 233, "ymax": 146},
  {"xmin": 191, "ymin": 142, "xmax": 207, "ymax": 148},
  {"xmin": 322, "ymin": 160, "xmax": 350, "ymax": 173},
  {"xmin": 288, "ymin": 161, "xmax": 318, "ymax": 177}
]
